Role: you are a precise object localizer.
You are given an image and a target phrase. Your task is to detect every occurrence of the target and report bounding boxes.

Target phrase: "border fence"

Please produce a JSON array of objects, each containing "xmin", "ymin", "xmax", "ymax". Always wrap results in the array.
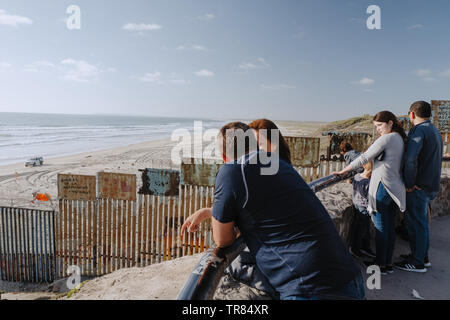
[
  {"xmin": 0, "ymin": 207, "xmax": 57, "ymax": 282},
  {"xmin": 0, "ymin": 158, "xmax": 345, "ymax": 282}
]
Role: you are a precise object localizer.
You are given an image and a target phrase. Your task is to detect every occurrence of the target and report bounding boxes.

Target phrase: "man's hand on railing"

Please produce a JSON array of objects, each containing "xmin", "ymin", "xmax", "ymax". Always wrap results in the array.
[{"xmin": 181, "ymin": 208, "xmax": 212, "ymax": 235}]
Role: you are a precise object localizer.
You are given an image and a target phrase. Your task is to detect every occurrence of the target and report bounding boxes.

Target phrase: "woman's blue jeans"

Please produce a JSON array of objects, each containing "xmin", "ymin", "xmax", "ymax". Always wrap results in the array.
[{"xmin": 371, "ymin": 183, "xmax": 397, "ymax": 266}]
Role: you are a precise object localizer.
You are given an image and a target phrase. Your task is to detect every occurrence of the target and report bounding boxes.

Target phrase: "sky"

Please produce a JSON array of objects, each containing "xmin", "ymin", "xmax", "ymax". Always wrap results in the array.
[{"xmin": 0, "ymin": 0, "xmax": 450, "ymax": 122}]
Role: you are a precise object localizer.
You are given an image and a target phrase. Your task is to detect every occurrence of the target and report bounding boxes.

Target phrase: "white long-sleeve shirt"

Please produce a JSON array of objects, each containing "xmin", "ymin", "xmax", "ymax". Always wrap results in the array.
[{"xmin": 350, "ymin": 132, "xmax": 406, "ymax": 213}]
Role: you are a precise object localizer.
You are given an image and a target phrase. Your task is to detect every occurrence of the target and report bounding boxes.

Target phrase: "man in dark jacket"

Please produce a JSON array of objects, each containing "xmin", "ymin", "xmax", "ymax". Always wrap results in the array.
[{"xmin": 395, "ymin": 101, "xmax": 443, "ymax": 273}]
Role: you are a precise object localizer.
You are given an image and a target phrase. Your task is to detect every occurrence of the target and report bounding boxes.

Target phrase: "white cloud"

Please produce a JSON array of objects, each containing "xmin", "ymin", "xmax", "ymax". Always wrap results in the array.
[
  {"xmin": 440, "ymin": 68, "xmax": 450, "ymax": 77},
  {"xmin": 122, "ymin": 23, "xmax": 162, "ymax": 32},
  {"xmin": 413, "ymin": 69, "xmax": 436, "ymax": 82},
  {"xmin": 353, "ymin": 77, "xmax": 375, "ymax": 85},
  {"xmin": 197, "ymin": 13, "xmax": 215, "ymax": 21},
  {"xmin": 24, "ymin": 60, "xmax": 55, "ymax": 72},
  {"xmin": 261, "ymin": 84, "xmax": 296, "ymax": 90},
  {"xmin": 60, "ymin": 59, "xmax": 100, "ymax": 82},
  {"xmin": 239, "ymin": 57, "xmax": 270, "ymax": 71},
  {"xmin": 413, "ymin": 69, "xmax": 431, "ymax": 77},
  {"xmin": 138, "ymin": 72, "xmax": 187, "ymax": 85},
  {"xmin": 0, "ymin": 62, "xmax": 11, "ymax": 69},
  {"xmin": 406, "ymin": 24, "xmax": 424, "ymax": 30},
  {"xmin": 194, "ymin": 69, "xmax": 214, "ymax": 77},
  {"xmin": 139, "ymin": 72, "xmax": 162, "ymax": 83},
  {"xmin": 0, "ymin": 9, "xmax": 33, "ymax": 27},
  {"xmin": 192, "ymin": 45, "xmax": 208, "ymax": 51},
  {"xmin": 177, "ymin": 44, "xmax": 209, "ymax": 51},
  {"xmin": 168, "ymin": 73, "xmax": 187, "ymax": 85}
]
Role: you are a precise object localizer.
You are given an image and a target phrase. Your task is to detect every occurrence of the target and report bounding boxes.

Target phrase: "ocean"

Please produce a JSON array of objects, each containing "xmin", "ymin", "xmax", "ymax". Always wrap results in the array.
[{"xmin": 0, "ymin": 112, "xmax": 226, "ymax": 165}]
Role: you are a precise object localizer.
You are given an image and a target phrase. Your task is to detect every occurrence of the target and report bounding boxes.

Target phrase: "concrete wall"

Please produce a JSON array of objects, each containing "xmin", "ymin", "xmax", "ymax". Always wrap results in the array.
[
  {"xmin": 329, "ymin": 172, "xmax": 450, "ymax": 245},
  {"xmin": 430, "ymin": 175, "xmax": 450, "ymax": 218}
]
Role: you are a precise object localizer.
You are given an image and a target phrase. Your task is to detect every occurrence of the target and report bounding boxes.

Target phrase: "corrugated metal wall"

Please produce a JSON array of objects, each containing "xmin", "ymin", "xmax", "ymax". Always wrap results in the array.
[{"xmin": 0, "ymin": 207, "xmax": 57, "ymax": 282}]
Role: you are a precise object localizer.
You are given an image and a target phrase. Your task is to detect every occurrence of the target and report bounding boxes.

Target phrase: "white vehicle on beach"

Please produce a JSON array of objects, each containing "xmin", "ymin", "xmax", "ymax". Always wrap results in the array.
[{"xmin": 25, "ymin": 157, "xmax": 44, "ymax": 167}]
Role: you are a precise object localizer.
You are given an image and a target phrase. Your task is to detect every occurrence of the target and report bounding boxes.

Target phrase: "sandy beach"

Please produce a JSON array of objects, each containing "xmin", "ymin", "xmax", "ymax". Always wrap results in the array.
[
  {"xmin": 0, "ymin": 138, "xmax": 177, "ymax": 210},
  {"xmin": 0, "ymin": 120, "xmax": 325, "ymax": 210}
]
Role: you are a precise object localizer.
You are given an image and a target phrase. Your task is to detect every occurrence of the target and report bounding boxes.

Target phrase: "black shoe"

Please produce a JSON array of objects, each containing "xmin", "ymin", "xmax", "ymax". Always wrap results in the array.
[
  {"xmin": 379, "ymin": 266, "xmax": 388, "ymax": 275},
  {"xmin": 394, "ymin": 261, "xmax": 427, "ymax": 273},
  {"xmin": 360, "ymin": 248, "xmax": 376, "ymax": 259},
  {"xmin": 400, "ymin": 254, "xmax": 431, "ymax": 267}
]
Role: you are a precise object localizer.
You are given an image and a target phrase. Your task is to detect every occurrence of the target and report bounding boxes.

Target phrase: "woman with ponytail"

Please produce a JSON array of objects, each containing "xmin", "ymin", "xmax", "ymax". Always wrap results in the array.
[{"xmin": 333, "ymin": 111, "xmax": 406, "ymax": 275}]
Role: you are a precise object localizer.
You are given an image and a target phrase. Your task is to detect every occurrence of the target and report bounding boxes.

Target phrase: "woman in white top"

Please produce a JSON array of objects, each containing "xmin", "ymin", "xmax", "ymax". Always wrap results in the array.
[{"xmin": 334, "ymin": 111, "xmax": 406, "ymax": 275}]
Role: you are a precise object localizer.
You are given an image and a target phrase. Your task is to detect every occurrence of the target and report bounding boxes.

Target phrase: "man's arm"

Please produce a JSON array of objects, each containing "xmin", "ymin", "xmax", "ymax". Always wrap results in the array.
[
  {"xmin": 404, "ymin": 129, "xmax": 424, "ymax": 190},
  {"xmin": 212, "ymin": 217, "xmax": 237, "ymax": 248},
  {"xmin": 181, "ymin": 208, "xmax": 212, "ymax": 235},
  {"xmin": 210, "ymin": 164, "xmax": 242, "ymax": 247}
]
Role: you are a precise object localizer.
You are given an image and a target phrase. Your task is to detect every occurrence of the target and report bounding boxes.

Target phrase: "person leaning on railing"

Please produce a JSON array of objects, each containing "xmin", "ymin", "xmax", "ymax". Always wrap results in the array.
[
  {"xmin": 182, "ymin": 120, "xmax": 365, "ymax": 300},
  {"xmin": 333, "ymin": 111, "xmax": 407, "ymax": 275}
]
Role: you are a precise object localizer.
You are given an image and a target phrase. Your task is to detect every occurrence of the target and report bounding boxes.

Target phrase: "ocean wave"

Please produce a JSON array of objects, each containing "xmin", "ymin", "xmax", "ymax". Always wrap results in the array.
[{"xmin": 0, "ymin": 113, "xmax": 222, "ymax": 164}]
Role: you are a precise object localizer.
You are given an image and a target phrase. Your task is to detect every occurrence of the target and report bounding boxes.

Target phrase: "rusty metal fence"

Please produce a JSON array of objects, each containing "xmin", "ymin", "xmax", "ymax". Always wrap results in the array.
[
  {"xmin": 1, "ymin": 159, "xmax": 348, "ymax": 282},
  {"xmin": 56, "ymin": 188, "xmax": 214, "ymax": 277},
  {"xmin": 0, "ymin": 207, "xmax": 57, "ymax": 282}
]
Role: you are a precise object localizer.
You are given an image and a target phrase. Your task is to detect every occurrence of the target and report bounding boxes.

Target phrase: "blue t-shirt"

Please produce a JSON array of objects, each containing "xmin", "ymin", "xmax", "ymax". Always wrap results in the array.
[
  {"xmin": 352, "ymin": 174, "xmax": 370, "ymax": 209},
  {"xmin": 212, "ymin": 151, "xmax": 360, "ymax": 299}
]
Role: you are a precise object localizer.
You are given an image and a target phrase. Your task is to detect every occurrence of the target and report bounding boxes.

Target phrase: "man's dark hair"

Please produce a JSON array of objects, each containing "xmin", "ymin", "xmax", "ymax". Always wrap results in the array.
[
  {"xmin": 410, "ymin": 101, "xmax": 432, "ymax": 118},
  {"xmin": 339, "ymin": 141, "xmax": 353, "ymax": 153},
  {"xmin": 219, "ymin": 122, "xmax": 256, "ymax": 160}
]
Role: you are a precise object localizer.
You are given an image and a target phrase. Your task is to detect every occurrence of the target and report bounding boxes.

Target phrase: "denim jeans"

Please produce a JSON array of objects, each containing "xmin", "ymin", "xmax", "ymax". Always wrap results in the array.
[
  {"xmin": 350, "ymin": 205, "xmax": 371, "ymax": 252},
  {"xmin": 283, "ymin": 273, "xmax": 366, "ymax": 300},
  {"xmin": 371, "ymin": 183, "xmax": 397, "ymax": 266},
  {"xmin": 404, "ymin": 189, "xmax": 437, "ymax": 265}
]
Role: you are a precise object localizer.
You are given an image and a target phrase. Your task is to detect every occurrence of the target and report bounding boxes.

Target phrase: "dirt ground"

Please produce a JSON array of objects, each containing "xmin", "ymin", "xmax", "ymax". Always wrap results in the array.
[{"xmin": 363, "ymin": 215, "xmax": 450, "ymax": 300}]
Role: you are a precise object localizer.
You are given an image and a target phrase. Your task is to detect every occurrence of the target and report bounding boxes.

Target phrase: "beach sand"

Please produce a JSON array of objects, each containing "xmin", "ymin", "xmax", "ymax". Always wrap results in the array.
[
  {"xmin": 0, "ymin": 120, "xmax": 325, "ymax": 210},
  {"xmin": 0, "ymin": 138, "xmax": 178, "ymax": 210}
]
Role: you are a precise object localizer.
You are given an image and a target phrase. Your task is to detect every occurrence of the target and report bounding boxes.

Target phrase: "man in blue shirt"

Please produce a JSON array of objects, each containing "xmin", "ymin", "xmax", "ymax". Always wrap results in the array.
[
  {"xmin": 395, "ymin": 101, "xmax": 443, "ymax": 273},
  {"xmin": 182, "ymin": 121, "xmax": 364, "ymax": 300}
]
